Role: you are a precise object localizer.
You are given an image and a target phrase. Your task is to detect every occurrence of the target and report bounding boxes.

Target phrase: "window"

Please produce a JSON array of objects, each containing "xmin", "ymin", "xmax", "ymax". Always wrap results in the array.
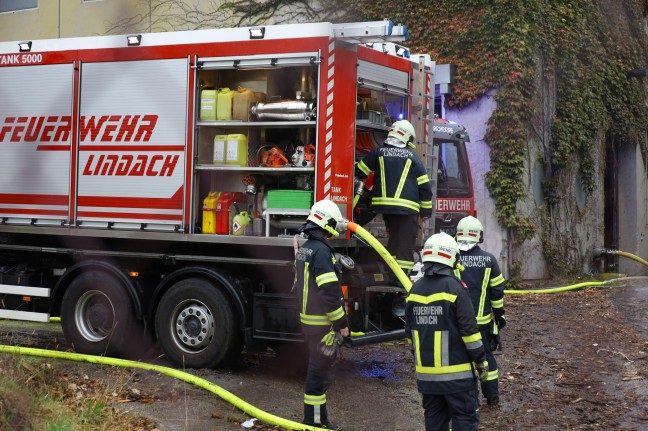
[{"xmin": 0, "ymin": 0, "xmax": 37, "ymax": 13}]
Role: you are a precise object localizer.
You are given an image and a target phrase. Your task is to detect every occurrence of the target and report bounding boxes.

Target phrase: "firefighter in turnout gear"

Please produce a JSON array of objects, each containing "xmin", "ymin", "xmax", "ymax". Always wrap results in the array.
[
  {"xmin": 355, "ymin": 120, "xmax": 433, "ymax": 276},
  {"xmin": 455, "ymin": 215, "xmax": 507, "ymax": 406},
  {"xmin": 294, "ymin": 199, "xmax": 349, "ymax": 430},
  {"xmin": 405, "ymin": 232, "xmax": 488, "ymax": 431}
]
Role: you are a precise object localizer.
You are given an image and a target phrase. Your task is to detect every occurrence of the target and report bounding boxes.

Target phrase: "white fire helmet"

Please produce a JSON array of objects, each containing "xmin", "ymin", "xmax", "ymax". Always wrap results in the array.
[
  {"xmin": 387, "ymin": 120, "xmax": 416, "ymax": 147},
  {"xmin": 456, "ymin": 216, "xmax": 484, "ymax": 251},
  {"xmin": 307, "ymin": 199, "xmax": 344, "ymax": 237},
  {"xmin": 421, "ymin": 232, "xmax": 459, "ymax": 268}
]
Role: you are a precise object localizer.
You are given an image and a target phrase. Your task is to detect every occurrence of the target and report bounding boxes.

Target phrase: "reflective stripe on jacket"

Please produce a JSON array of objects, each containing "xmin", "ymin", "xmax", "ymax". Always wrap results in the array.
[
  {"xmin": 355, "ymin": 144, "xmax": 433, "ymax": 217},
  {"xmin": 456, "ymin": 245, "xmax": 506, "ymax": 326},
  {"xmin": 295, "ymin": 235, "xmax": 347, "ymax": 335},
  {"xmin": 405, "ymin": 264, "xmax": 487, "ymax": 394}
]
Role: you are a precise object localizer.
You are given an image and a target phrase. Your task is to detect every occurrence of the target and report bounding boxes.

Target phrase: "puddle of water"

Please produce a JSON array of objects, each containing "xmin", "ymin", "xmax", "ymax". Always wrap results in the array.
[{"xmin": 357, "ymin": 362, "xmax": 400, "ymax": 382}]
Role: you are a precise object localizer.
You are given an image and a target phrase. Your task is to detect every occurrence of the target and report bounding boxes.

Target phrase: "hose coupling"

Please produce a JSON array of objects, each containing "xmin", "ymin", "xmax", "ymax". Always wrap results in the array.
[
  {"xmin": 337, "ymin": 218, "xmax": 350, "ymax": 233},
  {"xmin": 593, "ymin": 248, "xmax": 616, "ymax": 257}
]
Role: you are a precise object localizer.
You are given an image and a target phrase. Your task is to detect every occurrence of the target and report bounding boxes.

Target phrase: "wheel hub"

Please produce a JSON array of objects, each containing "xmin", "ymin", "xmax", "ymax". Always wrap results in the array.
[
  {"xmin": 75, "ymin": 290, "xmax": 114, "ymax": 341},
  {"xmin": 175, "ymin": 303, "xmax": 214, "ymax": 349}
]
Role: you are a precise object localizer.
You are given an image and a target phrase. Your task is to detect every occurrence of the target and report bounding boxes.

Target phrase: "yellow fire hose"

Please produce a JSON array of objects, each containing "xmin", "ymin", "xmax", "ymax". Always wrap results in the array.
[
  {"xmin": 344, "ymin": 220, "xmax": 413, "ymax": 292},
  {"xmin": 3, "ymin": 237, "xmax": 645, "ymax": 431},
  {"xmin": 0, "ymin": 344, "xmax": 328, "ymax": 431},
  {"xmin": 505, "ymin": 249, "xmax": 648, "ymax": 294},
  {"xmin": 0, "ymin": 221, "xmax": 414, "ymax": 431},
  {"xmin": 503, "ymin": 280, "xmax": 611, "ymax": 295}
]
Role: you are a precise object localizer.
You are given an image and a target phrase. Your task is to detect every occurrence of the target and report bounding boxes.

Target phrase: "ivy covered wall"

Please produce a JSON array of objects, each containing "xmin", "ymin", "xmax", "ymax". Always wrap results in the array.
[{"xmin": 356, "ymin": 0, "xmax": 648, "ymax": 277}]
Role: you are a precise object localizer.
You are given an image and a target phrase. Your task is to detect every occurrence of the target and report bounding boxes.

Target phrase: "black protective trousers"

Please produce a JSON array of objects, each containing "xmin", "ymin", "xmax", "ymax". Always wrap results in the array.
[
  {"xmin": 422, "ymin": 387, "xmax": 480, "ymax": 431},
  {"xmin": 383, "ymin": 213, "xmax": 420, "ymax": 274},
  {"xmin": 303, "ymin": 333, "xmax": 337, "ymax": 425},
  {"xmin": 479, "ymin": 325, "xmax": 500, "ymax": 399}
]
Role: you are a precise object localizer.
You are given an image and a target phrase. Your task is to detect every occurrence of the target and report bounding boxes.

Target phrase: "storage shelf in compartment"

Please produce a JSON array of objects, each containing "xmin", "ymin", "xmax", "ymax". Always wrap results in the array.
[
  {"xmin": 355, "ymin": 120, "xmax": 389, "ymax": 132},
  {"xmin": 196, "ymin": 120, "xmax": 316, "ymax": 128},
  {"xmin": 195, "ymin": 165, "xmax": 314, "ymax": 173}
]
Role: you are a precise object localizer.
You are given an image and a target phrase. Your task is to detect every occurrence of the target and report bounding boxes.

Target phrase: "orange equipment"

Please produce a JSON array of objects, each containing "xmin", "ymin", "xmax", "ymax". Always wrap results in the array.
[{"xmin": 259, "ymin": 146, "xmax": 289, "ymax": 167}]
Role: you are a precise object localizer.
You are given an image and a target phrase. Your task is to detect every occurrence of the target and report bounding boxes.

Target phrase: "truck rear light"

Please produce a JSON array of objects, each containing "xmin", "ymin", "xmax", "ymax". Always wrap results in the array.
[
  {"xmin": 127, "ymin": 35, "xmax": 142, "ymax": 46},
  {"xmin": 18, "ymin": 41, "xmax": 31, "ymax": 52},
  {"xmin": 249, "ymin": 27, "xmax": 265, "ymax": 39},
  {"xmin": 129, "ymin": 271, "xmax": 139, "ymax": 277}
]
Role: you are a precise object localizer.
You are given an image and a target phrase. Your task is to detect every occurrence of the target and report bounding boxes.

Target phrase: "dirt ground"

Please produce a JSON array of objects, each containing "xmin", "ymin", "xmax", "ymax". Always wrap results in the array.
[{"xmin": 1, "ymin": 277, "xmax": 647, "ymax": 430}]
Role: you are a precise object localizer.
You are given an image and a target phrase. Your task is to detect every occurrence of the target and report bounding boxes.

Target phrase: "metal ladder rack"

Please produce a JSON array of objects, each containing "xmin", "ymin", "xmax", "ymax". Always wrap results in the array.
[{"xmin": 410, "ymin": 54, "xmax": 438, "ymax": 242}]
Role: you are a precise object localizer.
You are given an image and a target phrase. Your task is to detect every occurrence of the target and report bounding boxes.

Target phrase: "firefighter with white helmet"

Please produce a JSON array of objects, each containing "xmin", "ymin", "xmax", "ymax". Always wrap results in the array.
[
  {"xmin": 405, "ymin": 232, "xmax": 488, "ymax": 431},
  {"xmin": 455, "ymin": 215, "xmax": 507, "ymax": 406},
  {"xmin": 294, "ymin": 199, "xmax": 349, "ymax": 429},
  {"xmin": 355, "ymin": 119, "xmax": 433, "ymax": 278}
]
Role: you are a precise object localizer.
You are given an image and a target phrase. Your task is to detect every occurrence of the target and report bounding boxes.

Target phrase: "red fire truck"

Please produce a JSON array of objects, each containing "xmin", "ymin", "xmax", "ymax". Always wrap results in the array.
[{"xmin": 0, "ymin": 20, "xmax": 473, "ymax": 368}]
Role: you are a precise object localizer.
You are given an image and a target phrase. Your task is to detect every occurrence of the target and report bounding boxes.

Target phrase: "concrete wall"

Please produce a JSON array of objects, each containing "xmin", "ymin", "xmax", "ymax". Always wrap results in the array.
[
  {"xmin": 0, "ymin": 0, "xmax": 151, "ymax": 41},
  {"xmin": 444, "ymin": 91, "xmax": 510, "ymax": 276}
]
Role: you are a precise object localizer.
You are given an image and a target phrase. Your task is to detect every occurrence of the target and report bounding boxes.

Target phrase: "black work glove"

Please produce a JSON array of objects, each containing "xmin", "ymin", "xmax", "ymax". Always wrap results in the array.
[
  {"xmin": 497, "ymin": 315, "xmax": 506, "ymax": 330},
  {"xmin": 319, "ymin": 331, "xmax": 344, "ymax": 358},
  {"xmin": 489, "ymin": 333, "xmax": 502, "ymax": 352},
  {"xmin": 475, "ymin": 361, "xmax": 489, "ymax": 382},
  {"xmin": 493, "ymin": 309, "xmax": 507, "ymax": 330}
]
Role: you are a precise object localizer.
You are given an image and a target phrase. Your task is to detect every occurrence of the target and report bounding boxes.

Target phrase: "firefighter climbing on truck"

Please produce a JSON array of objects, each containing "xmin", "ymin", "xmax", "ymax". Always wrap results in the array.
[{"xmin": 354, "ymin": 119, "xmax": 433, "ymax": 278}]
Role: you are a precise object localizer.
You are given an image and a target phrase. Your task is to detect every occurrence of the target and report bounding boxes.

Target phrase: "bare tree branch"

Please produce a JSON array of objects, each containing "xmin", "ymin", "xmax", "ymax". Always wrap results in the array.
[{"xmin": 104, "ymin": 0, "xmax": 364, "ymax": 35}]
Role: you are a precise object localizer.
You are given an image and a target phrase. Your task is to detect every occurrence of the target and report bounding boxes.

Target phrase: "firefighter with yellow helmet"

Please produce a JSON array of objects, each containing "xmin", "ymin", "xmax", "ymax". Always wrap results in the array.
[
  {"xmin": 455, "ymin": 215, "xmax": 507, "ymax": 406},
  {"xmin": 294, "ymin": 199, "xmax": 349, "ymax": 429},
  {"xmin": 355, "ymin": 120, "xmax": 433, "ymax": 278},
  {"xmin": 405, "ymin": 232, "xmax": 488, "ymax": 430}
]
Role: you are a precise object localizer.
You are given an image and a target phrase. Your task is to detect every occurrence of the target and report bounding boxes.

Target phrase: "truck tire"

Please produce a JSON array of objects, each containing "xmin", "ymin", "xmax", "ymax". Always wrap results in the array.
[
  {"xmin": 155, "ymin": 278, "xmax": 240, "ymax": 368},
  {"xmin": 61, "ymin": 271, "xmax": 134, "ymax": 357}
]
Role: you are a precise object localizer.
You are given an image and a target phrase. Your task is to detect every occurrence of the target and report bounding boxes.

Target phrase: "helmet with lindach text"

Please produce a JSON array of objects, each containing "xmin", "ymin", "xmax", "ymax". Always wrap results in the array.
[
  {"xmin": 386, "ymin": 120, "xmax": 416, "ymax": 148},
  {"xmin": 421, "ymin": 232, "xmax": 459, "ymax": 268},
  {"xmin": 306, "ymin": 199, "xmax": 344, "ymax": 237},
  {"xmin": 456, "ymin": 215, "xmax": 483, "ymax": 251}
]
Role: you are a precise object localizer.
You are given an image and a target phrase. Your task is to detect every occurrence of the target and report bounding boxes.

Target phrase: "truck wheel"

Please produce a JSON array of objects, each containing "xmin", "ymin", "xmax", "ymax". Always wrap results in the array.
[
  {"xmin": 155, "ymin": 278, "xmax": 240, "ymax": 368},
  {"xmin": 61, "ymin": 271, "xmax": 134, "ymax": 357}
]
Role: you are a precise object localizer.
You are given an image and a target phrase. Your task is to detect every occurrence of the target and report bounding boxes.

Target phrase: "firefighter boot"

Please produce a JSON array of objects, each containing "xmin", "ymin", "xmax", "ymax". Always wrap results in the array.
[
  {"xmin": 304, "ymin": 402, "xmax": 341, "ymax": 429},
  {"xmin": 487, "ymin": 396, "xmax": 500, "ymax": 405}
]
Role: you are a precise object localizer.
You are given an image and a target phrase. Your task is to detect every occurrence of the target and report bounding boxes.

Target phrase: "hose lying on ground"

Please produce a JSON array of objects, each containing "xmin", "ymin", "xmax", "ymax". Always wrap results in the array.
[
  {"xmin": 504, "ymin": 280, "xmax": 611, "ymax": 295},
  {"xmin": 506, "ymin": 249, "xmax": 648, "ymax": 294},
  {"xmin": 10, "ymin": 220, "xmax": 412, "ymax": 430},
  {"xmin": 0, "ymin": 344, "xmax": 329, "ymax": 431}
]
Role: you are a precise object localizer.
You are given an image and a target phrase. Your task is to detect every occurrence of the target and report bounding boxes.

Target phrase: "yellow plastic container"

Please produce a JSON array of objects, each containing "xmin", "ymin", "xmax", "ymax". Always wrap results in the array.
[
  {"xmin": 232, "ymin": 211, "xmax": 252, "ymax": 236},
  {"xmin": 213, "ymin": 134, "xmax": 227, "ymax": 165},
  {"xmin": 225, "ymin": 134, "xmax": 248, "ymax": 166},
  {"xmin": 216, "ymin": 88, "xmax": 234, "ymax": 120},
  {"xmin": 233, "ymin": 86, "xmax": 255, "ymax": 121},
  {"xmin": 202, "ymin": 191, "xmax": 221, "ymax": 234},
  {"xmin": 200, "ymin": 90, "xmax": 217, "ymax": 121}
]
